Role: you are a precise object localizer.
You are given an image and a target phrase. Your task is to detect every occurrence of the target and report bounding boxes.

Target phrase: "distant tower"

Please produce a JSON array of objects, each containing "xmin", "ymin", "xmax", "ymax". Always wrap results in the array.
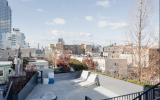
[
  {"xmin": 38, "ymin": 43, "xmax": 39, "ymax": 50},
  {"xmin": 57, "ymin": 37, "xmax": 65, "ymax": 45}
]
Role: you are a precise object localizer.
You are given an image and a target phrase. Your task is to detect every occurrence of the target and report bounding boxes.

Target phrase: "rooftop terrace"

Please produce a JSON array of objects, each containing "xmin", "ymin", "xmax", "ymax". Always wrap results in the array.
[{"xmin": 25, "ymin": 73, "xmax": 119, "ymax": 100}]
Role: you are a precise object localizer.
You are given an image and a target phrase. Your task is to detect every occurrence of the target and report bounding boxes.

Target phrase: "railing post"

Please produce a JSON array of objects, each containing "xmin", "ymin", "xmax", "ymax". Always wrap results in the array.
[
  {"xmin": 138, "ymin": 92, "xmax": 141, "ymax": 100},
  {"xmin": 85, "ymin": 96, "xmax": 87, "ymax": 100},
  {"xmin": 146, "ymin": 92, "xmax": 148, "ymax": 100},
  {"xmin": 153, "ymin": 88, "xmax": 155, "ymax": 99}
]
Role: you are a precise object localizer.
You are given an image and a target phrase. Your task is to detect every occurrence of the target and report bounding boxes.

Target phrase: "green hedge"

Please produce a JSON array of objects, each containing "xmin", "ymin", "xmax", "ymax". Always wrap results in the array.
[
  {"xmin": 89, "ymin": 70, "xmax": 156, "ymax": 88},
  {"xmin": 69, "ymin": 59, "xmax": 88, "ymax": 71}
]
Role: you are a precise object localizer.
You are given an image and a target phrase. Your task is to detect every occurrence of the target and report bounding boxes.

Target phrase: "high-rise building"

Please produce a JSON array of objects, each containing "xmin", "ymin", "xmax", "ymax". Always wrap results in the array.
[
  {"xmin": 0, "ymin": 0, "xmax": 12, "ymax": 49},
  {"xmin": 57, "ymin": 37, "xmax": 65, "ymax": 45},
  {"xmin": 6, "ymin": 28, "xmax": 29, "ymax": 49},
  {"xmin": 91, "ymin": 44, "xmax": 101, "ymax": 52}
]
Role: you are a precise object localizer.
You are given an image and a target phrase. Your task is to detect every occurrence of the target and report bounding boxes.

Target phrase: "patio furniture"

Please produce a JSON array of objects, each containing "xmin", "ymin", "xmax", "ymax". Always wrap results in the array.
[
  {"xmin": 48, "ymin": 72, "xmax": 54, "ymax": 84},
  {"xmin": 74, "ymin": 74, "xmax": 98, "ymax": 90},
  {"xmin": 70, "ymin": 70, "xmax": 89, "ymax": 84},
  {"xmin": 43, "ymin": 78, "xmax": 49, "ymax": 84},
  {"xmin": 40, "ymin": 92, "xmax": 57, "ymax": 100}
]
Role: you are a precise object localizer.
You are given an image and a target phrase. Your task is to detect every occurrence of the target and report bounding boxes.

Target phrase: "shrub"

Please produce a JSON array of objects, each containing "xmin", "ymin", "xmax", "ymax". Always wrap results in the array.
[{"xmin": 69, "ymin": 59, "xmax": 88, "ymax": 71}]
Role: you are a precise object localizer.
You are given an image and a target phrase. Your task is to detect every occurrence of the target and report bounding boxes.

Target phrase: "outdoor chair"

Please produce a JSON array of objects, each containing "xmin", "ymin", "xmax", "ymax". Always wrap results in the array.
[
  {"xmin": 74, "ymin": 73, "xmax": 98, "ymax": 90},
  {"xmin": 70, "ymin": 70, "xmax": 89, "ymax": 84}
]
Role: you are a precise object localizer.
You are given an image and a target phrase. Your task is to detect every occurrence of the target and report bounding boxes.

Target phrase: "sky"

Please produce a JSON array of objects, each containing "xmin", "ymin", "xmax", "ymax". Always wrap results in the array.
[{"xmin": 7, "ymin": 0, "xmax": 159, "ymax": 48}]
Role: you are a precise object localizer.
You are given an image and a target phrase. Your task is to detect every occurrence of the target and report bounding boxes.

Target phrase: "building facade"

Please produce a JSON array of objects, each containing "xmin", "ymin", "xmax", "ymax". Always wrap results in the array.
[
  {"xmin": 6, "ymin": 28, "xmax": 29, "ymax": 49},
  {"xmin": 0, "ymin": 61, "xmax": 12, "ymax": 82},
  {"xmin": 57, "ymin": 37, "xmax": 65, "ymax": 45},
  {"xmin": 47, "ymin": 43, "xmax": 92, "ymax": 55},
  {"xmin": 0, "ymin": 48, "xmax": 36, "ymax": 61},
  {"xmin": 0, "ymin": 0, "xmax": 12, "ymax": 49},
  {"xmin": 91, "ymin": 44, "xmax": 101, "ymax": 52}
]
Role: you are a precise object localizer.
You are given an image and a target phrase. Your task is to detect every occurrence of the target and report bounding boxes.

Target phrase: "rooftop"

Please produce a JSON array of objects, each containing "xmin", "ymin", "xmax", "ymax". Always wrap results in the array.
[
  {"xmin": 25, "ymin": 73, "xmax": 119, "ymax": 100},
  {"xmin": 0, "ymin": 61, "xmax": 12, "ymax": 65}
]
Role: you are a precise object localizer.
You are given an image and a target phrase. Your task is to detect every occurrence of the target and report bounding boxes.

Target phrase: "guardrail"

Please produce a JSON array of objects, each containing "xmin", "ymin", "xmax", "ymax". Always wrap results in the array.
[
  {"xmin": 133, "ymin": 82, "xmax": 160, "ymax": 100},
  {"xmin": 85, "ymin": 96, "xmax": 92, "ymax": 100},
  {"xmin": 5, "ymin": 81, "xmax": 13, "ymax": 100}
]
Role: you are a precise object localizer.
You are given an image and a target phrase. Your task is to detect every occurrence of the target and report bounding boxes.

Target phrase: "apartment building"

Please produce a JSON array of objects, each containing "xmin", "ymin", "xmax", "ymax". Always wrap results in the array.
[
  {"xmin": 48, "ymin": 42, "xmax": 92, "ymax": 55},
  {"xmin": 6, "ymin": 28, "xmax": 29, "ymax": 49},
  {"xmin": 70, "ymin": 55, "xmax": 127, "ymax": 74}
]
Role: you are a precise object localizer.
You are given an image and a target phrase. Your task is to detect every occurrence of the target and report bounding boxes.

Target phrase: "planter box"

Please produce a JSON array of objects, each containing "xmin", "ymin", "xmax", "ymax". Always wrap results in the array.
[{"xmin": 13, "ymin": 72, "xmax": 38, "ymax": 100}]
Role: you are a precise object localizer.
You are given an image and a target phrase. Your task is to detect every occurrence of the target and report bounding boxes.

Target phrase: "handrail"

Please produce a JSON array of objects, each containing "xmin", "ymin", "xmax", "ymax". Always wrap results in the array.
[
  {"xmin": 104, "ymin": 91, "xmax": 144, "ymax": 100},
  {"xmin": 5, "ymin": 81, "xmax": 13, "ymax": 100},
  {"xmin": 85, "ymin": 96, "xmax": 92, "ymax": 100},
  {"xmin": 133, "ymin": 82, "xmax": 160, "ymax": 100}
]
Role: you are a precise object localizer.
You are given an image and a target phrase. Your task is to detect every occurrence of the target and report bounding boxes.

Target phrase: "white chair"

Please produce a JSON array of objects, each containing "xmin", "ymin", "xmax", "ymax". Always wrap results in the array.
[
  {"xmin": 74, "ymin": 74, "xmax": 98, "ymax": 90},
  {"xmin": 70, "ymin": 70, "xmax": 89, "ymax": 84},
  {"xmin": 40, "ymin": 92, "xmax": 57, "ymax": 100}
]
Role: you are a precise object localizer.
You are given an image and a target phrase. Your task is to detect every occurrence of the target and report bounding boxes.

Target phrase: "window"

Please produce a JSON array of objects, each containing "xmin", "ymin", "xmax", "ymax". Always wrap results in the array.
[
  {"xmin": 0, "ymin": 70, "xmax": 3, "ymax": 76},
  {"xmin": 71, "ymin": 47, "xmax": 73, "ymax": 48},
  {"xmin": 115, "ymin": 63, "xmax": 118, "ymax": 66},
  {"xmin": 65, "ymin": 47, "xmax": 67, "ymax": 48},
  {"xmin": 8, "ymin": 69, "xmax": 11, "ymax": 74}
]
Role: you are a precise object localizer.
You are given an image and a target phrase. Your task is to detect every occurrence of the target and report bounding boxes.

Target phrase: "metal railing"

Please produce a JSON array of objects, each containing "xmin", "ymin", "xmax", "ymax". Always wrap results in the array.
[
  {"xmin": 104, "ymin": 91, "xmax": 144, "ymax": 100},
  {"xmin": 103, "ymin": 82, "xmax": 160, "ymax": 100},
  {"xmin": 133, "ymin": 82, "xmax": 160, "ymax": 100},
  {"xmin": 85, "ymin": 96, "xmax": 92, "ymax": 100},
  {"xmin": 5, "ymin": 81, "xmax": 13, "ymax": 100}
]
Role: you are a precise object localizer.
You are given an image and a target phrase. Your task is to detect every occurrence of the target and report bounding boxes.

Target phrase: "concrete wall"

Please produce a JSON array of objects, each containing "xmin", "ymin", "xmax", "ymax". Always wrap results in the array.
[
  {"xmin": 13, "ymin": 72, "xmax": 38, "ymax": 100},
  {"xmin": 91, "ymin": 72, "xmax": 148, "ymax": 96}
]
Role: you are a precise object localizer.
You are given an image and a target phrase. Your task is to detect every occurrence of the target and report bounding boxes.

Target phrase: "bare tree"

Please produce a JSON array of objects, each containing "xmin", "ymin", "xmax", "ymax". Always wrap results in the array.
[
  {"xmin": 126, "ymin": 0, "xmax": 157, "ymax": 80},
  {"xmin": 45, "ymin": 48, "xmax": 56, "ymax": 69}
]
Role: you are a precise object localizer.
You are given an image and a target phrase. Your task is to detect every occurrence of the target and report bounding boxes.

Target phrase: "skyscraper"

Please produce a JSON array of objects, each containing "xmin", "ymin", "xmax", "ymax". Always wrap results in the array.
[
  {"xmin": 57, "ymin": 37, "xmax": 65, "ymax": 45},
  {"xmin": 0, "ymin": 0, "xmax": 12, "ymax": 49}
]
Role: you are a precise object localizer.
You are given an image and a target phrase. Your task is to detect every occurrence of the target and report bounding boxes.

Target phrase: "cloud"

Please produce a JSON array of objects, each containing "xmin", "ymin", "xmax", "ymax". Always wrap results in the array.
[
  {"xmin": 54, "ymin": 18, "xmax": 66, "ymax": 25},
  {"xmin": 97, "ymin": 13, "xmax": 110, "ymax": 19},
  {"xmin": 51, "ymin": 30, "xmax": 93, "ymax": 38},
  {"xmin": 45, "ymin": 22, "xmax": 55, "ymax": 25},
  {"xmin": 85, "ymin": 16, "xmax": 94, "ymax": 21},
  {"xmin": 96, "ymin": 0, "xmax": 110, "ymax": 8},
  {"xmin": 37, "ymin": 9, "xmax": 43, "ymax": 12},
  {"xmin": 98, "ymin": 21, "xmax": 128, "ymax": 30},
  {"xmin": 45, "ymin": 18, "xmax": 66, "ymax": 25}
]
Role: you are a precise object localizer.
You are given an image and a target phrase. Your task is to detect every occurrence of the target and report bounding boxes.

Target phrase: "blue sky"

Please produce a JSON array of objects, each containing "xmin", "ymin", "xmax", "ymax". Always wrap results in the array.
[{"xmin": 7, "ymin": 0, "xmax": 159, "ymax": 48}]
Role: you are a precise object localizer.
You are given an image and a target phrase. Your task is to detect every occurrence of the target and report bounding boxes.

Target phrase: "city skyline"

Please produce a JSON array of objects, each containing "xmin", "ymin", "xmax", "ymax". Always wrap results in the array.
[{"xmin": 7, "ymin": 0, "xmax": 159, "ymax": 48}]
